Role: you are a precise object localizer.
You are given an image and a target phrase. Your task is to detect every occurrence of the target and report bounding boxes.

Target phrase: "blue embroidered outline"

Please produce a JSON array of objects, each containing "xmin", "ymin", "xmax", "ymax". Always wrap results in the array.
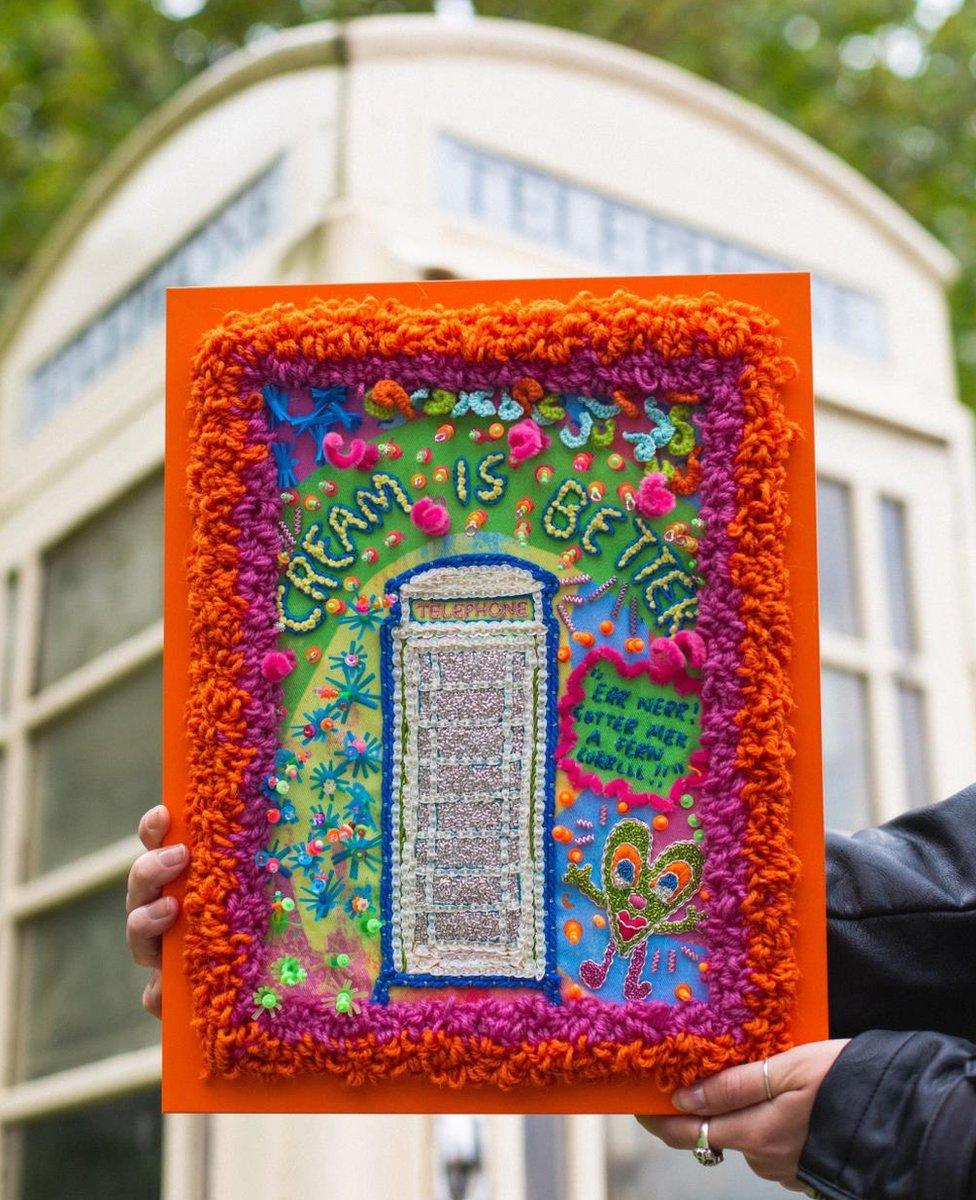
[{"xmin": 374, "ymin": 552, "xmax": 561, "ymax": 1003}]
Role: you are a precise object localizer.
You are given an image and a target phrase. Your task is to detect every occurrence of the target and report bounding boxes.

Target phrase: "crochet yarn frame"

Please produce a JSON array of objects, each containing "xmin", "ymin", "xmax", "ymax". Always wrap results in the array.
[{"xmin": 162, "ymin": 275, "xmax": 827, "ymax": 1113}]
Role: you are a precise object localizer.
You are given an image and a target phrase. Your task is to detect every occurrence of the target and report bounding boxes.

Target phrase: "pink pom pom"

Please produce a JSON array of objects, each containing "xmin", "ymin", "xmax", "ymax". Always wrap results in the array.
[
  {"xmin": 323, "ymin": 431, "xmax": 371, "ymax": 469},
  {"xmin": 635, "ymin": 472, "xmax": 676, "ymax": 518},
  {"xmin": 261, "ymin": 649, "xmax": 296, "ymax": 683},
  {"xmin": 507, "ymin": 418, "xmax": 550, "ymax": 466},
  {"xmin": 673, "ymin": 629, "xmax": 706, "ymax": 669},
  {"xmin": 358, "ymin": 442, "xmax": 380, "ymax": 470},
  {"xmin": 648, "ymin": 637, "xmax": 685, "ymax": 682},
  {"xmin": 410, "ymin": 496, "xmax": 451, "ymax": 537}
]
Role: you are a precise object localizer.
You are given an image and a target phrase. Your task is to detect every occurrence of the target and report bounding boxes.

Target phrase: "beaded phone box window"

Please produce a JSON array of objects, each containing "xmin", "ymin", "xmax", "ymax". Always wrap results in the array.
[{"xmin": 183, "ymin": 289, "xmax": 798, "ymax": 1088}]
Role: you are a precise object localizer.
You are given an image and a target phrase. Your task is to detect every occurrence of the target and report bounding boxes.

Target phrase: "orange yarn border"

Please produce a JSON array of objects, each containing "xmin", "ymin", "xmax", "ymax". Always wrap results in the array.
[{"xmin": 183, "ymin": 289, "xmax": 799, "ymax": 1089}]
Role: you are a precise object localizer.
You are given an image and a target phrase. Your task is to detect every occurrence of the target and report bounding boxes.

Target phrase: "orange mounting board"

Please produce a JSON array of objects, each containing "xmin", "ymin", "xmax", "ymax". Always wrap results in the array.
[{"xmin": 162, "ymin": 273, "xmax": 826, "ymax": 1113}]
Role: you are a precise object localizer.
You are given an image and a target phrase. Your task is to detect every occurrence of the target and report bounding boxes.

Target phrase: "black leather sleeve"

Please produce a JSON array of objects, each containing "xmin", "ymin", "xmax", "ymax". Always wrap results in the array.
[
  {"xmin": 825, "ymin": 783, "xmax": 976, "ymax": 1039},
  {"xmin": 798, "ymin": 1030, "xmax": 976, "ymax": 1200},
  {"xmin": 797, "ymin": 784, "xmax": 976, "ymax": 1199}
]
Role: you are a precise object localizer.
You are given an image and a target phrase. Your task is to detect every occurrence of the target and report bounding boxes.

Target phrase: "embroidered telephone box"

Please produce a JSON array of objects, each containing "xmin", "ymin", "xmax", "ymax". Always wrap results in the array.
[{"xmin": 377, "ymin": 556, "xmax": 560, "ymax": 1000}]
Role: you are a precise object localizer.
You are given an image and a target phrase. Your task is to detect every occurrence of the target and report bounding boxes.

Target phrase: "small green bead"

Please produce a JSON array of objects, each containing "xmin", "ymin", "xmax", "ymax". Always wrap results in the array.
[
  {"xmin": 281, "ymin": 898, "xmax": 296, "ymax": 912},
  {"xmin": 335, "ymin": 993, "xmax": 352, "ymax": 1013},
  {"xmin": 679, "ymin": 793, "xmax": 694, "ymax": 809},
  {"xmin": 275, "ymin": 779, "xmax": 290, "ymax": 796},
  {"xmin": 687, "ymin": 814, "xmax": 701, "ymax": 829},
  {"xmin": 261, "ymin": 991, "xmax": 279, "ymax": 1009},
  {"xmin": 693, "ymin": 829, "xmax": 705, "ymax": 843}
]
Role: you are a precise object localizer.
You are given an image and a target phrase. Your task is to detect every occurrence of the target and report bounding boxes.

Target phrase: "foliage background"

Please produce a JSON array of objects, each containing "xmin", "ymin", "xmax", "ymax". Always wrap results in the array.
[{"xmin": 1, "ymin": 0, "xmax": 973, "ymax": 395}]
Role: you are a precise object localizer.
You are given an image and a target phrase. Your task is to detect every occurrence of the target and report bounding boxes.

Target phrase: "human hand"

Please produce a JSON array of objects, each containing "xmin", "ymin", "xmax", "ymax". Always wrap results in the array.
[
  {"xmin": 637, "ymin": 1040, "xmax": 849, "ymax": 1192},
  {"xmin": 124, "ymin": 805, "xmax": 188, "ymax": 1018}
]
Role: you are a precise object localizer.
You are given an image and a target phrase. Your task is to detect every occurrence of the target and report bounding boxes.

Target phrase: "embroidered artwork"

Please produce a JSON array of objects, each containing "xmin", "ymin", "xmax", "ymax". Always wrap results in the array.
[{"xmin": 173, "ymin": 283, "xmax": 814, "ymax": 1096}]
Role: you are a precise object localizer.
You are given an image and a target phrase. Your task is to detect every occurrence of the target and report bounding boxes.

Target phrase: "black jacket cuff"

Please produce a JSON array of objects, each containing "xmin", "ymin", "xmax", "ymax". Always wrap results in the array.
[{"xmin": 798, "ymin": 1030, "xmax": 976, "ymax": 1200}]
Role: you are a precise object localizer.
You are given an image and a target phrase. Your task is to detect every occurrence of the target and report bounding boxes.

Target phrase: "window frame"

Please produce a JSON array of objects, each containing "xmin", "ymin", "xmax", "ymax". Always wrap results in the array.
[
  {"xmin": 0, "ymin": 469, "xmax": 205, "ymax": 1199},
  {"xmin": 818, "ymin": 470, "xmax": 933, "ymax": 824}
]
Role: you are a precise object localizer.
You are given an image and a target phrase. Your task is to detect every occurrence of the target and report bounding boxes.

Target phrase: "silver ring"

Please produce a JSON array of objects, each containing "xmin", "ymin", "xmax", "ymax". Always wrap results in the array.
[
  {"xmin": 761, "ymin": 1057, "xmax": 774, "ymax": 1102},
  {"xmin": 693, "ymin": 1119, "xmax": 724, "ymax": 1167}
]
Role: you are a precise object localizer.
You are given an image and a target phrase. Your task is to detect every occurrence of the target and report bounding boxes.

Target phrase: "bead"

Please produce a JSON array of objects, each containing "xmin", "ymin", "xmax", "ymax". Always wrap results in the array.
[
  {"xmin": 434, "ymin": 423, "xmax": 455, "ymax": 443},
  {"xmin": 378, "ymin": 441, "xmax": 402, "ymax": 460},
  {"xmin": 556, "ymin": 645, "xmax": 571, "ymax": 663},
  {"xmin": 303, "ymin": 494, "xmax": 321, "ymax": 511},
  {"xmin": 515, "ymin": 497, "xmax": 534, "ymax": 518},
  {"xmin": 534, "ymin": 464, "xmax": 554, "ymax": 485},
  {"xmin": 623, "ymin": 637, "xmax": 645, "ymax": 654},
  {"xmin": 266, "ymin": 808, "xmax": 281, "ymax": 824},
  {"xmin": 679, "ymin": 793, "xmax": 695, "ymax": 808},
  {"xmin": 699, "ymin": 888, "xmax": 710, "ymax": 902},
  {"xmin": 616, "ymin": 482, "xmax": 636, "ymax": 510},
  {"xmin": 551, "ymin": 825, "xmax": 573, "ymax": 843},
  {"xmin": 325, "ymin": 597, "xmax": 346, "ymax": 615},
  {"xmin": 465, "ymin": 509, "xmax": 488, "ymax": 536},
  {"xmin": 592, "ymin": 914, "xmax": 606, "ymax": 928},
  {"xmin": 488, "ymin": 422, "xmax": 505, "ymax": 440},
  {"xmin": 588, "ymin": 481, "xmax": 606, "ymax": 501},
  {"xmin": 334, "ymin": 993, "xmax": 352, "ymax": 1014},
  {"xmin": 432, "ymin": 465, "xmax": 450, "ymax": 483},
  {"xmin": 384, "ymin": 530, "xmax": 403, "ymax": 548},
  {"xmin": 318, "ymin": 479, "xmax": 339, "ymax": 496},
  {"xmin": 565, "ymin": 983, "xmax": 584, "ymax": 1001},
  {"xmin": 687, "ymin": 814, "xmax": 701, "ymax": 828},
  {"xmin": 280, "ymin": 489, "xmax": 298, "ymax": 505},
  {"xmin": 343, "ymin": 575, "xmax": 360, "ymax": 592},
  {"xmin": 416, "ymin": 447, "xmax": 432, "ymax": 464},
  {"xmin": 616, "ymin": 801, "xmax": 629, "ymax": 814},
  {"xmin": 275, "ymin": 779, "xmax": 290, "ymax": 796},
  {"xmin": 281, "ymin": 897, "xmax": 296, "ymax": 912},
  {"xmin": 675, "ymin": 984, "xmax": 693, "ymax": 1003},
  {"xmin": 411, "ymin": 472, "xmax": 427, "ymax": 489},
  {"xmin": 563, "ymin": 919, "xmax": 583, "ymax": 945},
  {"xmin": 607, "ymin": 452, "xmax": 625, "ymax": 471},
  {"xmin": 567, "ymin": 847, "xmax": 584, "ymax": 864},
  {"xmin": 572, "ymin": 631, "xmax": 595, "ymax": 647},
  {"xmin": 305, "ymin": 646, "xmax": 322, "ymax": 663},
  {"xmin": 652, "ymin": 814, "xmax": 669, "ymax": 831},
  {"xmin": 599, "ymin": 619, "xmax": 615, "ymax": 635},
  {"xmin": 557, "ymin": 789, "xmax": 576, "ymax": 807},
  {"xmin": 698, "ymin": 961, "xmax": 710, "ymax": 974},
  {"xmin": 328, "ymin": 953, "xmax": 351, "ymax": 969},
  {"xmin": 572, "ymin": 451, "xmax": 593, "ymax": 472},
  {"xmin": 693, "ymin": 829, "xmax": 705, "ymax": 843}
]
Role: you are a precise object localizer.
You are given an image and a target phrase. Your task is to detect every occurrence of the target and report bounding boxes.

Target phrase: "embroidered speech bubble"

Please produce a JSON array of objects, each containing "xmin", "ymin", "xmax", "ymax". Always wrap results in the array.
[{"xmin": 555, "ymin": 645, "xmax": 704, "ymax": 811}]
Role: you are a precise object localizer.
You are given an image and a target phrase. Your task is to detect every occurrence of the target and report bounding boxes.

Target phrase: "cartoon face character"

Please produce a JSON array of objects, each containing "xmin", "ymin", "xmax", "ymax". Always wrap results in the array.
[{"xmin": 601, "ymin": 819, "xmax": 703, "ymax": 953}]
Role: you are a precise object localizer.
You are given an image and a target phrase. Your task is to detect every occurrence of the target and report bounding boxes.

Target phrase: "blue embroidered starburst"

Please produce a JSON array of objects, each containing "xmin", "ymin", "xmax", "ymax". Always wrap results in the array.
[
  {"xmin": 309, "ymin": 759, "xmax": 350, "ymax": 800},
  {"xmin": 299, "ymin": 872, "xmax": 345, "ymax": 919},
  {"xmin": 291, "ymin": 707, "xmax": 339, "ymax": 744},
  {"xmin": 332, "ymin": 830, "xmax": 382, "ymax": 880},
  {"xmin": 338, "ymin": 604, "xmax": 386, "ymax": 635},
  {"xmin": 343, "ymin": 885, "xmax": 374, "ymax": 919},
  {"xmin": 341, "ymin": 731, "xmax": 381, "ymax": 778},
  {"xmin": 285, "ymin": 841, "xmax": 324, "ymax": 878},
  {"xmin": 342, "ymin": 782, "xmax": 376, "ymax": 830}
]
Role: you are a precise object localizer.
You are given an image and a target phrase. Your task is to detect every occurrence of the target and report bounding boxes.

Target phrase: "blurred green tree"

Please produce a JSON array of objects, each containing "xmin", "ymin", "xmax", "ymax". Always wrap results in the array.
[{"xmin": 2, "ymin": 0, "xmax": 974, "ymax": 395}]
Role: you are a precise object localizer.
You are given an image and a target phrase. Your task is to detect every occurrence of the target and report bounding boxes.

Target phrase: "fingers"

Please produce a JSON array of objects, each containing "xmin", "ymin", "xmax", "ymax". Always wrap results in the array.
[
  {"xmin": 672, "ymin": 1056, "xmax": 779, "ymax": 1116},
  {"xmin": 138, "ymin": 805, "xmax": 170, "ymax": 852},
  {"xmin": 126, "ymin": 844, "xmax": 188, "ymax": 915},
  {"xmin": 142, "ymin": 969, "xmax": 162, "ymax": 1019},
  {"xmin": 637, "ymin": 1102, "xmax": 780, "ymax": 1155},
  {"xmin": 126, "ymin": 894, "xmax": 179, "ymax": 968}
]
